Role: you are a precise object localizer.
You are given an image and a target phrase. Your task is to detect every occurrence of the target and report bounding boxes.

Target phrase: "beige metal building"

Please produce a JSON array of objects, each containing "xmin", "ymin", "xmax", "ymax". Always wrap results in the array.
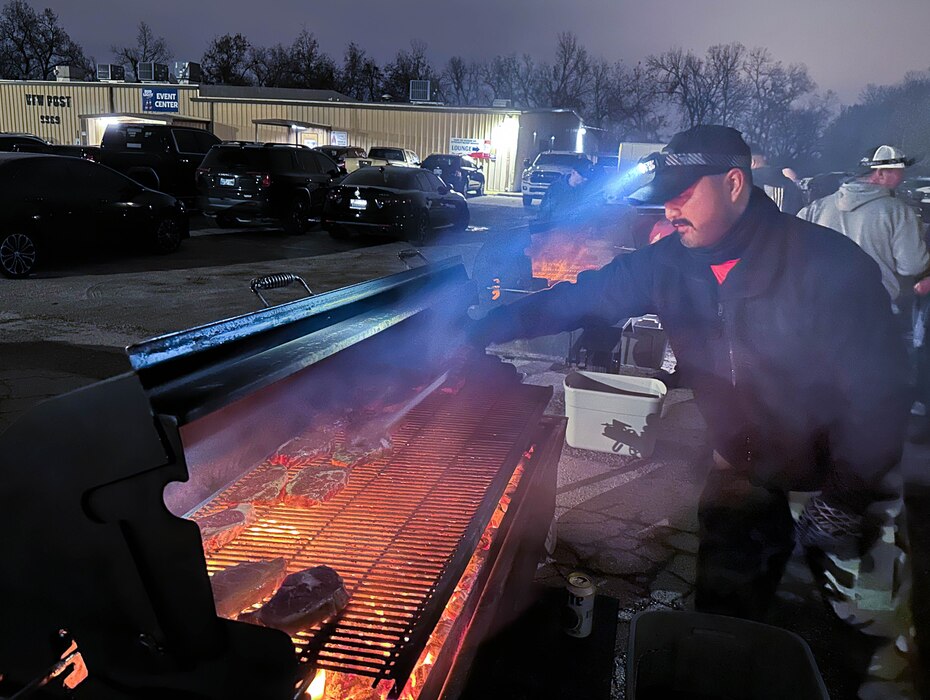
[{"xmin": 0, "ymin": 80, "xmax": 588, "ymax": 193}]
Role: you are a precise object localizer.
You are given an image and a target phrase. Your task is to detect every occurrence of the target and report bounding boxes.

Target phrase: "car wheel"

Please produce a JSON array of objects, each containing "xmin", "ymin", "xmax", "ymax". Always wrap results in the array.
[
  {"xmin": 152, "ymin": 216, "xmax": 183, "ymax": 254},
  {"xmin": 522, "ymin": 195, "xmax": 533, "ymax": 207},
  {"xmin": 406, "ymin": 210, "xmax": 430, "ymax": 246},
  {"xmin": 285, "ymin": 198, "xmax": 309, "ymax": 236},
  {"xmin": 457, "ymin": 179, "xmax": 469, "ymax": 196},
  {"xmin": 475, "ymin": 180, "xmax": 484, "ymax": 197},
  {"xmin": 0, "ymin": 230, "xmax": 39, "ymax": 278}
]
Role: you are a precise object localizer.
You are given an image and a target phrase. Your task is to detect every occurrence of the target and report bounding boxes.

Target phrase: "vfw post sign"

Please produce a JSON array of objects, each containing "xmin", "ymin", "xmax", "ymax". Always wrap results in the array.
[{"xmin": 141, "ymin": 88, "xmax": 179, "ymax": 113}]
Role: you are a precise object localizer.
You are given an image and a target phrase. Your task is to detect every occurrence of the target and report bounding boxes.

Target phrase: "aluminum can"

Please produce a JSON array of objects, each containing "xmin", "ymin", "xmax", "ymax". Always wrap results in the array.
[{"xmin": 564, "ymin": 571, "xmax": 595, "ymax": 638}]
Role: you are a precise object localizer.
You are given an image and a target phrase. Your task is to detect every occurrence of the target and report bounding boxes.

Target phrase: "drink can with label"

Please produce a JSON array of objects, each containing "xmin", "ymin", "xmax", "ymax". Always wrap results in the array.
[{"xmin": 564, "ymin": 571, "xmax": 595, "ymax": 638}]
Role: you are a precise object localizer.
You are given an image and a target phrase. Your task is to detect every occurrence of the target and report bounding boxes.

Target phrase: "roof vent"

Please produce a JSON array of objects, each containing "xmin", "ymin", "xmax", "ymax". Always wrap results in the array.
[
  {"xmin": 409, "ymin": 80, "xmax": 431, "ymax": 103},
  {"xmin": 53, "ymin": 65, "xmax": 82, "ymax": 82},
  {"xmin": 139, "ymin": 62, "xmax": 169, "ymax": 83},
  {"xmin": 96, "ymin": 64, "xmax": 126, "ymax": 82}
]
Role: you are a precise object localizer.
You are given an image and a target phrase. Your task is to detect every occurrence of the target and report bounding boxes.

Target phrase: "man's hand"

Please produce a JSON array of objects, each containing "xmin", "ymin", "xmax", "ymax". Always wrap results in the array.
[{"xmin": 914, "ymin": 277, "xmax": 930, "ymax": 296}]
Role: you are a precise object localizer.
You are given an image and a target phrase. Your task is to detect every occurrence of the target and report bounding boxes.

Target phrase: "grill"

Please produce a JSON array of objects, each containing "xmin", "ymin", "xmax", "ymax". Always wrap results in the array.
[{"xmin": 0, "ymin": 257, "xmax": 564, "ymax": 700}]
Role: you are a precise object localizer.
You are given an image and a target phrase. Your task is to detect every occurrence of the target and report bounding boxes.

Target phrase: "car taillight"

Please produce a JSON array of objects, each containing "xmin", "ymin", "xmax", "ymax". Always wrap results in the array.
[{"xmin": 259, "ymin": 174, "xmax": 272, "ymax": 188}]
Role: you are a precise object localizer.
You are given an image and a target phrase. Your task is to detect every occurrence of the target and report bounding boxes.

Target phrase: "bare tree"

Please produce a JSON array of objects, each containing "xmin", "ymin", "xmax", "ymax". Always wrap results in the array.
[
  {"xmin": 111, "ymin": 21, "xmax": 170, "ymax": 82},
  {"xmin": 537, "ymin": 32, "xmax": 590, "ymax": 111},
  {"xmin": 610, "ymin": 61, "xmax": 667, "ymax": 141},
  {"xmin": 481, "ymin": 54, "xmax": 520, "ymax": 106},
  {"xmin": 705, "ymin": 43, "xmax": 749, "ymax": 125},
  {"xmin": 382, "ymin": 40, "xmax": 438, "ymax": 101},
  {"xmin": 647, "ymin": 48, "xmax": 715, "ymax": 128},
  {"xmin": 337, "ymin": 42, "xmax": 382, "ymax": 101},
  {"xmin": 0, "ymin": 0, "xmax": 88, "ymax": 80},
  {"xmin": 739, "ymin": 48, "xmax": 816, "ymax": 155},
  {"xmin": 282, "ymin": 29, "xmax": 337, "ymax": 89},
  {"xmin": 201, "ymin": 33, "xmax": 252, "ymax": 86},
  {"xmin": 442, "ymin": 56, "xmax": 484, "ymax": 106}
]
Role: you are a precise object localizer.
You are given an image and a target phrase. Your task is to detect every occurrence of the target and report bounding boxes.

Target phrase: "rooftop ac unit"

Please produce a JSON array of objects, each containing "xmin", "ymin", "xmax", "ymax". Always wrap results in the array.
[
  {"xmin": 96, "ymin": 64, "xmax": 126, "ymax": 82},
  {"xmin": 173, "ymin": 61, "xmax": 202, "ymax": 84},
  {"xmin": 138, "ymin": 62, "xmax": 169, "ymax": 83},
  {"xmin": 409, "ymin": 80, "xmax": 431, "ymax": 103},
  {"xmin": 53, "ymin": 65, "xmax": 82, "ymax": 82},
  {"xmin": 492, "ymin": 98, "xmax": 512, "ymax": 108}
]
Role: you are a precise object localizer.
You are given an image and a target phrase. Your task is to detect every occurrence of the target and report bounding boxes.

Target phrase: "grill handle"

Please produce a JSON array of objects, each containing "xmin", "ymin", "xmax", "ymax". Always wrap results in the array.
[{"xmin": 249, "ymin": 273, "xmax": 314, "ymax": 307}]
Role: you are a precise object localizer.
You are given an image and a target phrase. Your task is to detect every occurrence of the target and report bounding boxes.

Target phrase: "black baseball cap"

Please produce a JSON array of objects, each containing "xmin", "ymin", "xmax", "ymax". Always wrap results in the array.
[{"xmin": 627, "ymin": 125, "xmax": 752, "ymax": 205}]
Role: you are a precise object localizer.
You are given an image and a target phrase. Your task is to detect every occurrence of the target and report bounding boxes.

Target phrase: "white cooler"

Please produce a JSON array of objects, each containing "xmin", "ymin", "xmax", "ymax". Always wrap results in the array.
[{"xmin": 563, "ymin": 371, "xmax": 667, "ymax": 457}]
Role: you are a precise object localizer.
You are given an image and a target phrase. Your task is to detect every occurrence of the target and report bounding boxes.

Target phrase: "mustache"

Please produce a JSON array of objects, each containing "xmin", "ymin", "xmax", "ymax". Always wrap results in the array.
[{"xmin": 670, "ymin": 218, "xmax": 693, "ymax": 228}]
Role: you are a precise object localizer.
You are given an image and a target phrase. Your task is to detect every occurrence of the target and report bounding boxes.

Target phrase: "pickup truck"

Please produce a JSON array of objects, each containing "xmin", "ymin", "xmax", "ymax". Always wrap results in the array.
[
  {"xmin": 95, "ymin": 123, "xmax": 221, "ymax": 209},
  {"xmin": 366, "ymin": 147, "xmax": 420, "ymax": 167}
]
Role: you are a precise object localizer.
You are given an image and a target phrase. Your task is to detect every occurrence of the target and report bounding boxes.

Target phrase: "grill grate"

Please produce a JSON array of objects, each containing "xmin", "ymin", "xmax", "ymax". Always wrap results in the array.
[{"xmin": 191, "ymin": 378, "xmax": 550, "ymax": 694}]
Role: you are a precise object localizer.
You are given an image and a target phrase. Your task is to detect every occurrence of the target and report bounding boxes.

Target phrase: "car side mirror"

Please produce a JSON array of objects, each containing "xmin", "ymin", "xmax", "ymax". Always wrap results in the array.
[
  {"xmin": 437, "ymin": 185, "xmax": 450, "ymax": 195},
  {"xmin": 523, "ymin": 158, "xmax": 531, "ymax": 169}
]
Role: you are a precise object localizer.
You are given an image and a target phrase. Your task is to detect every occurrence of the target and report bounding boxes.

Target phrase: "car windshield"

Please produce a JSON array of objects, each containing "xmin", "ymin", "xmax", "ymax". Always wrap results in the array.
[
  {"xmin": 343, "ymin": 168, "xmax": 417, "ymax": 189},
  {"xmin": 423, "ymin": 155, "xmax": 456, "ymax": 168},
  {"xmin": 368, "ymin": 148, "xmax": 404, "ymax": 161},
  {"xmin": 534, "ymin": 153, "xmax": 590, "ymax": 167}
]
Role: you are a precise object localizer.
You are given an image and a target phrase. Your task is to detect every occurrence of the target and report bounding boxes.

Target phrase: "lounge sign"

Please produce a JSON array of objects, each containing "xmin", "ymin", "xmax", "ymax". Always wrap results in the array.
[{"xmin": 141, "ymin": 87, "xmax": 179, "ymax": 113}]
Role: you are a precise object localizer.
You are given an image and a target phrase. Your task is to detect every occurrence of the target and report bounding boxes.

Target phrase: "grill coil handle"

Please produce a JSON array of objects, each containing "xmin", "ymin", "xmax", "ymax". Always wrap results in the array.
[{"xmin": 250, "ymin": 273, "xmax": 314, "ymax": 307}]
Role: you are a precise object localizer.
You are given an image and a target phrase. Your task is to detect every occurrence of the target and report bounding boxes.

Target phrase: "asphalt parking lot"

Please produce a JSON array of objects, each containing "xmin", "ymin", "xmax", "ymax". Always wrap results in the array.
[{"xmin": 0, "ymin": 194, "xmax": 533, "ymax": 432}]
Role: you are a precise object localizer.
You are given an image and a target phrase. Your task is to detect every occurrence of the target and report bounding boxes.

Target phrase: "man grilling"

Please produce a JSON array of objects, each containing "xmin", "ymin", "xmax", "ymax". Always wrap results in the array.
[{"xmin": 469, "ymin": 125, "xmax": 913, "ymax": 682}]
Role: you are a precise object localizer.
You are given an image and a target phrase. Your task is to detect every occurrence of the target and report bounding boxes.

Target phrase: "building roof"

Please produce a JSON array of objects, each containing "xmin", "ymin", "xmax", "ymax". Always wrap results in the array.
[{"xmin": 198, "ymin": 85, "xmax": 357, "ymax": 103}]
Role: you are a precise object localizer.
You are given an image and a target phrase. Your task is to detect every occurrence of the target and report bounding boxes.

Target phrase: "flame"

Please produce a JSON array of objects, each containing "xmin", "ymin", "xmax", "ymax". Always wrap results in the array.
[
  {"xmin": 528, "ymin": 231, "xmax": 617, "ymax": 286},
  {"xmin": 61, "ymin": 640, "xmax": 88, "ymax": 690},
  {"xmin": 307, "ymin": 669, "xmax": 326, "ymax": 700}
]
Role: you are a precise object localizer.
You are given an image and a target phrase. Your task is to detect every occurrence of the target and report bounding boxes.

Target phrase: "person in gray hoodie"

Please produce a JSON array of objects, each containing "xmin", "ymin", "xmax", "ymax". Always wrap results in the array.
[{"xmin": 798, "ymin": 145, "xmax": 928, "ymax": 306}]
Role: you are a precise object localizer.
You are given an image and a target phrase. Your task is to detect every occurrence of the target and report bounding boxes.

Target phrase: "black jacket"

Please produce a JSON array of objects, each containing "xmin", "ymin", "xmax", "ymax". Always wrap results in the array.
[
  {"xmin": 752, "ymin": 166, "xmax": 803, "ymax": 215},
  {"xmin": 479, "ymin": 189, "xmax": 908, "ymax": 509}
]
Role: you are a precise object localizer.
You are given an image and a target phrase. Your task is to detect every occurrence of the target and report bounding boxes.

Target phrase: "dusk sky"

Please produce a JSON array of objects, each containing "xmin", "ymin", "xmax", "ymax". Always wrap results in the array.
[{"xmin": 39, "ymin": 0, "xmax": 930, "ymax": 104}]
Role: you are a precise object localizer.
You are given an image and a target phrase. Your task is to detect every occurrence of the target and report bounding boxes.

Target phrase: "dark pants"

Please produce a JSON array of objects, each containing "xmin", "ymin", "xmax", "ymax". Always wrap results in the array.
[{"xmin": 695, "ymin": 461, "xmax": 796, "ymax": 620}]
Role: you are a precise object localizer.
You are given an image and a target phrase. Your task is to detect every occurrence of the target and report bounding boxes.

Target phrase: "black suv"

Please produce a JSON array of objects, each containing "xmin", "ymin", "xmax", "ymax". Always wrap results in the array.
[
  {"xmin": 421, "ymin": 154, "xmax": 485, "ymax": 196},
  {"xmin": 197, "ymin": 143, "xmax": 343, "ymax": 234}
]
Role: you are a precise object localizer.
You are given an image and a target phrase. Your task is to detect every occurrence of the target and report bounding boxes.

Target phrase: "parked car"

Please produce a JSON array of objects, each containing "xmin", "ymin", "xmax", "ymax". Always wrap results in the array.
[
  {"xmin": 421, "ymin": 154, "xmax": 485, "ymax": 196},
  {"xmin": 311, "ymin": 145, "xmax": 375, "ymax": 173},
  {"xmin": 322, "ymin": 165, "xmax": 469, "ymax": 244},
  {"xmin": 366, "ymin": 147, "xmax": 420, "ymax": 167},
  {"xmin": 197, "ymin": 142, "xmax": 343, "ymax": 234},
  {"xmin": 12, "ymin": 140, "xmax": 100, "ymax": 161},
  {"xmin": 0, "ymin": 133, "xmax": 47, "ymax": 152},
  {"xmin": 900, "ymin": 176, "xmax": 930, "ymax": 222},
  {"xmin": 521, "ymin": 151, "xmax": 594, "ymax": 206},
  {"xmin": 0, "ymin": 153, "xmax": 187, "ymax": 278},
  {"xmin": 96, "ymin": 123, "xmax": 221, "ymax": 209}
]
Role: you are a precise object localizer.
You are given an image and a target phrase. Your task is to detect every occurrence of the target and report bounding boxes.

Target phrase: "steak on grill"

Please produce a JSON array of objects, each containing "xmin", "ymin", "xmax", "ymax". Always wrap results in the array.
[
  {"xmin": 240, "ymin": 565, "xmax": 349, "ymax": 634},
  {"xmin": 331, "ymin": 436, "xmax": 393, "ymax": 468},
  {"xmin": 271, "ymin": 422, "xmax": 343, "ymax": 467},
  {"xmin": 222, "ymin": 464, "xmax": 288, "ymax": 504},
  {"xmin": 210, "ymin": 558, "xmax": 288, "ymax": 619},
  {"xmin": 283, "ymin": 467, "xmax": 349, "ymax": 508},
  {"xmin": 195, "ymin": 504, "xmax": 256, "ymax": 554}
]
